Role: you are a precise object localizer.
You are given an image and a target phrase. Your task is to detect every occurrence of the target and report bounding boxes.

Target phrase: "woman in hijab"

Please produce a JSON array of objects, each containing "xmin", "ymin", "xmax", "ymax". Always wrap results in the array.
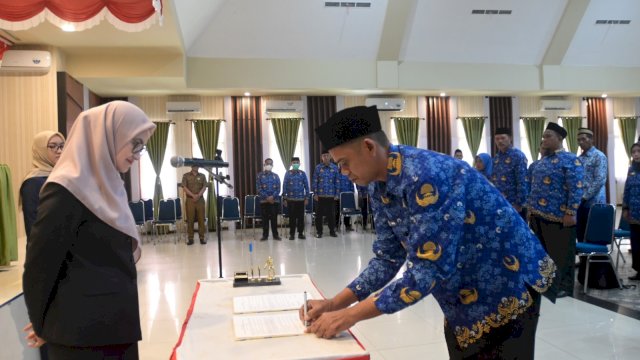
[
  {"xmin": 474, "ymin": 153, "xmax": 493, "ymax": 179},
  {"xmin": 623, "ymin": 142, "xmax": 640, "ymax": 281},
  {"xmin": 20, "ymin": 131, "xmax": 65, "ymax": 237},
  {"xmin": 22, "ymin": 101, "xmax": 155, "ymax": 360}
]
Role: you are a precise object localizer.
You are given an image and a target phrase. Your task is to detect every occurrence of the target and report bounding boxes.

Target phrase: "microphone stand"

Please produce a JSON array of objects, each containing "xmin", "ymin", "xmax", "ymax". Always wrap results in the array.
[{"xmin": 201, "ymin": 166, "xmax": 225, "ymax": 278}]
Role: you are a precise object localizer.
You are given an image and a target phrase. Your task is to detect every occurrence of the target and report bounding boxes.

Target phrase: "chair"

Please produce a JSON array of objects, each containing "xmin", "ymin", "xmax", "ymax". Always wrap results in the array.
[
  {"xmin": 142, "ymin": 198, "xmax": 154, "ymax": 234},
  {"xmin": 173, "ymin": 197, "xmax": 185, "ymax": 242},
  {"xmin": 243, "ymin": 195, "xmax": 260, "ymax": 235},
  {"xmin": 305, "ymin": 193, "xmax": 314, "ymax": 235},
  {"xmin": 280, "ymin": 198, "xmax": 289, "ymax": 229},
  {"xmin": 576, "ymin": 204, "xmax": 623, "ymax": 293},
  {"xmin": 153, "ymin": 198, "xmax": 178, "ymax": 245},
  {"xmin": 221, "ymin": 196, "xmax": 242, "ymax": 239},
  {"xmin": 339, "ymin": 191, "xmax": 362, "ymax": 233},
  {"xmin": 128, "ymin": 200, "xmax": 146, "ymax": 240},
  {"xmin": 614, "ymin": 215, "xmax": 631, "ymax": 268}
]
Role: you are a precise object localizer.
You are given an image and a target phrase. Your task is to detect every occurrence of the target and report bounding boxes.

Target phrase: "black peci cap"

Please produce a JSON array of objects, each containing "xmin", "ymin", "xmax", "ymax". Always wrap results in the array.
[{"xmin": 315, "ymin": 106, "xmax": 382, "ymax": 151}]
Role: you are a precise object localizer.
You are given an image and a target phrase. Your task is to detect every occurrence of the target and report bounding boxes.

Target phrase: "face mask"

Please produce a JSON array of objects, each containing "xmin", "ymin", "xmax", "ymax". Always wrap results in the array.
[
  {"xmin": 292, "ymin": 164, "xmax": 300, "ymax": 170},
  {"xmin": 264, "ymin": 165, "xmax": 273, "ymax": 171}
]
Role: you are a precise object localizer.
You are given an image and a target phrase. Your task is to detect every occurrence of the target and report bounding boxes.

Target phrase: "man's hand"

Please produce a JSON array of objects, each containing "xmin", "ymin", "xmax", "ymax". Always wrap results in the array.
[
  {"xmin": 304, "ymin": 198, "xmax": 309, "ymax": 206},
  {"xmin": 623, "ymin": 209, "xmax": 629, "ymax": 221},
  {"xmin": 305, "ymin": 307, "xmax": 357, "ymax": 339},
  {"xmin": 283, "ymin": 200, "xmax": 287, "ymax": 206},
  {"xmin": 314, "ymin": 195, "xmax": 319, "ymax": 201},
  {"xmin": 514, "ymin": 205, "xmax": 522, "ymax": 213},
  {"xmin": 23, "ymin": 323, "xmax": 46, "ymax": 348},
  {"xmin": 563, "ymin": 214, "xmax": 577, "ymax": 227}
]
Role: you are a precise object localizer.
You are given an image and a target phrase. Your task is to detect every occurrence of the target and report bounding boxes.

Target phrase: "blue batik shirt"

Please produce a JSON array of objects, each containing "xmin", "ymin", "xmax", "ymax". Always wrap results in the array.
[
  {"xmin": 256, "ymin": 171, "xmax": 281, "ymax": 202},
  {"xmin": 623, "ymin": 163, "xmax": 640, "ymax": 224},
  {"xmin": 347, "ymin": 144, "xmax": 555, "ymax": 349},
  {"xmin": 312, "ymin": 163, "xmax": 339, "ymax": 197},
  {"xmin": 528, "ymin": 150, "xmax": 584, "ymax": 222},
  {"xmin": 339, "ymin": 173, "xmax": 355, "ymax": 193},
  {"xmin": 579, "ymin": 146, "xmax": 607, "ymax": 207},
  {"xmin": 282, "ymin": 170, "xmax": 309, "ymax": 201},
  {"xmin": 491, "ymin": 146, "xmax": 528, "ymax": 207}
]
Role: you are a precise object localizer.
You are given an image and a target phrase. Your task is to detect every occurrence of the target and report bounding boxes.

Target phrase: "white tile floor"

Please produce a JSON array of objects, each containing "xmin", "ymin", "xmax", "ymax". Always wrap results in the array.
[
  {"xmin": 3, "ymin": 226, "xmax": 640, "ymax": 359},
  {"xmin": 133, "ymin": 227, "xmax": 640, "ymax": 360}
]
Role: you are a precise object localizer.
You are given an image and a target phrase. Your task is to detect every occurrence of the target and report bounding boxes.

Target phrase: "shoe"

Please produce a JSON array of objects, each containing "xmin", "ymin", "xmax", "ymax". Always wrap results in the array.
[
  {"xmin": 187, "ymin": 239, "xmax": 194, "ymax": 245},
  {"xmin": 345, "ymin": 227, "xmax": 353, "ymax": 232},
  {"xmin": 289, "ymin": 235, "xmax": 295, "ymax": 240},
  {"xmin": 260, "ymin": 237, "xmax": 268, "ymax": 241},
  {"xmin": 315, "ymin": 233, "xmax": 322, "ymax": 238},
  {"xmin": 298, "ymin": 234, "xmax": 306, "ymax": 240},
  {"xmin": 628, "ymin": 273, "xmax": 640, "ymax": 281},
  {"xmin": 274, "ymin": 236, "xmax": 282, "ymax": 241},
  {"xmin": 329, "ymin": 232, "xmax": 338, "ymax": 237},
  {"xmin": 200, "ymin": 240, "xmax": 207, "ymax": 244}
]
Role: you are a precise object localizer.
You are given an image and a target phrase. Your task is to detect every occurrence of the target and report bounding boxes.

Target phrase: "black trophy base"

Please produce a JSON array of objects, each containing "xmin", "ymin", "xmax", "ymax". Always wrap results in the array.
[{"xmin": 233, "ymin": 277, "xmax": 282, "ymax": 287}]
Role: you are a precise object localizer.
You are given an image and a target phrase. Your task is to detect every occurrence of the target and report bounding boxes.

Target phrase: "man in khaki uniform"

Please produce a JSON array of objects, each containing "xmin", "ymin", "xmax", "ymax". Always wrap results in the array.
[{"xmin": 182, "ymin": 165, "xmax": 207, "ymax": 245}]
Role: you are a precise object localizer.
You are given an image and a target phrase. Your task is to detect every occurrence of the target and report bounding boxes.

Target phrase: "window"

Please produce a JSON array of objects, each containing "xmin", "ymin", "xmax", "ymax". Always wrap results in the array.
[
  {"xmin": 614, "ymin": 120, "xmax": 632, "ymax": 204},
  {"xmin": 190, "ymin": 122, "xmax": 229, "ymax": 197},
  {"xmin": 266, "ymin": 120, "xmax": 306, "ymax": 182},
  {"xmin": 140, "ymin": 125, "xmax": 177, "ymax": 200}
]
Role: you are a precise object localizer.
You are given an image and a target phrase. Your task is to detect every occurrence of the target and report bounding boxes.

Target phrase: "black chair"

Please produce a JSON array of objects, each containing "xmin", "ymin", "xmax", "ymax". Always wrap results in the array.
[
  {"xmin": 128, "ymin": 200, "xmax": 145, "ymax": 240},
  {"xmin": 243, "ymin": 195, "xmax": 260, "ymax": 235},
  {"xmin": 142, "ymin": 198, "xmax": 154, "ymax": 233},
  {"xmin": 576, "ymin": 204, "xmax": 623, "ymax": 293}
]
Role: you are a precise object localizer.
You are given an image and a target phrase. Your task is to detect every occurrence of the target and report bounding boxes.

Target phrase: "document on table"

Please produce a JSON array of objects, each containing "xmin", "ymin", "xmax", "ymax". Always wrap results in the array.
[
  {"xmin": 232, "ymin": 292, "xmax": 312, "ymax": 314},
  {"xmin": 233, "ymin": 311, "xmax": 306, "ymax": 340}
]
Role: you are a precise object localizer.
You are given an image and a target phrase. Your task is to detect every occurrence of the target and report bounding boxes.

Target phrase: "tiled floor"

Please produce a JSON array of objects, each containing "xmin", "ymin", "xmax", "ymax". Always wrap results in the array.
[{"xmin": 3, "ymin": 225, "xmax": 640, "ymax": 359}]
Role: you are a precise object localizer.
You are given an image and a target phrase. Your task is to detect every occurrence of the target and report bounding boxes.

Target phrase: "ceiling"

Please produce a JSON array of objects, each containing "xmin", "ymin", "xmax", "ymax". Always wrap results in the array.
[{"xmin": 2, "ymin": 0, "xmax": 640, "ymax": 97}]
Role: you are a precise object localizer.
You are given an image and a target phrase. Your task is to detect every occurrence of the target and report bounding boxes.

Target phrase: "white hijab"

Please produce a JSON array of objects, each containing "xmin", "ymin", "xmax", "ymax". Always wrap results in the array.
[{"xmin": 46, "ymin": 101, "xmax": 156, "ymax": 260}]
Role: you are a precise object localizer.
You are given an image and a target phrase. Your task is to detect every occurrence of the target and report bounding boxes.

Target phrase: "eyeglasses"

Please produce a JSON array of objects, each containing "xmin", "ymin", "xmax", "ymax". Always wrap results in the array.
[
  {"xmin": 131, "ymin": 139, "xmax": 146, "ymax": 155},
  {"xmin": 47, "ymin": 143, "xmax": 64, "ymax": 151}
]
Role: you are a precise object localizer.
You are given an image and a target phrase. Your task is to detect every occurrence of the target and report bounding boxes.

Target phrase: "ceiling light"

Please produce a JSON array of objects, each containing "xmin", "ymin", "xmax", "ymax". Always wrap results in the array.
[
  {"xmin": 61, "ymin": 23, "xmax": 76, "ymax": 32},
  {"xmin": 244, "ymin": 92, "xmax": 251, "ymax": 97},
  {"xmin": 440, "ymin": 92, "xmax": 446, "ymax": 97},
  {"xmin": 601, "ymin": 93, "xmax": 607, "ymax": 98}
]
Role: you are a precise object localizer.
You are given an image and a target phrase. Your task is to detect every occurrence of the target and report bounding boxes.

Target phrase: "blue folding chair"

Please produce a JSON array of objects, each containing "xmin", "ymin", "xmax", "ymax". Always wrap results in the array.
[
  {"xmin": 614, "ymin": 215, "xmax": 631, "ymax": 269},
  {"xmin": 305, "ymin": 192, "xmax": 314, "ymax": 235},
  {"xmin": 280, "ymin": 198, "xmax": 289, "ymax": 229},
  {"xmin": 142, "ymin": 198, "xmax": 154, "ymax": 234},
  {"xmin": 128, "ymin": 200, "xmax": 145, "ymax": 240},
  {"xmin": 339, "ymin": 191, "xmax": 362, "ymax": 233},
  {"xmin": 576, "ymin": 204, "xmax": 623, "ymax": 293},
  {"xmin": 221, "ymin": 196, "xmax": 242, "ymax": 239},
  {"xmin": 173, "ymin": 197, "xmax": 185, "ymax": 242},
  {"xmin": 153, "ymin": 198, "xmax": 178, "ymax": 245}
]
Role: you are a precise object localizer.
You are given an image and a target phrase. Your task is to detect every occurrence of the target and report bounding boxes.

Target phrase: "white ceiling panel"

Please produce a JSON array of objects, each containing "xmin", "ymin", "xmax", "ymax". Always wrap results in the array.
[
  {"xmin": 402, "ymin": 0, "xmax": 567, "ymax": 65},
  {"xmin": 562, "ymin": 0, "xmax": 640, "ymax": 67},
  {"xmin": 185, "ymin": 0, "xmax": 388, "ymax": 60}
]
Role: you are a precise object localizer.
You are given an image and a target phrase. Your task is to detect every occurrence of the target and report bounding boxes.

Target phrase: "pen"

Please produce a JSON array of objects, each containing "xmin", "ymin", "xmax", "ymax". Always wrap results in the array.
[{"xmin": 303, "ymin": 291, "xmax": 309, "ymax": 327}]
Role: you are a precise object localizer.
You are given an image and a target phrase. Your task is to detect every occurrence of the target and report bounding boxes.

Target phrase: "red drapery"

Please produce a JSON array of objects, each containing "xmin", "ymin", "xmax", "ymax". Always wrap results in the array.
[
  {"xmin": 425, "ymin": 96, "xmax": 451, "ymax": 154},
  {"xmin": 0, "ymin": 0, "xmax": 162, "ymax": 32}
]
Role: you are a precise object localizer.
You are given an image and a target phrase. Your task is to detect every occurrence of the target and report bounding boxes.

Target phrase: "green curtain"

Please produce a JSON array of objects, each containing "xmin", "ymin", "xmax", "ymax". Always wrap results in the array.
[
  {"xmin": 0, "ymin": 164, "xmax": 18, "ymax": 266},
  {"xmin": 394, "ymin": 117, "xmax": 420, "ymax": 147},
  {"xmin": 194, "ymin": 119, "xmax": 223, "ymax": 230},
  {"xmin": 522, "ymin": 117, "xmax": 546, "ymax": 160},
  {"xmin": 271, "ymin": 118, "xmax": 302, "ymax": 168},
  {"xmin": 460, "ymin": 117, "xmax": 485, "ymax": 157},
  {"xmin": 562, "ymin": 116, "xmax": 582, "ymax": 153},
  {"xmin": 619, "ymin": 117, "xmax": 639, "ymax": 158},
  {"xmin": 147, "ymin": 122, "xmax": 170, "ymax": 218}
]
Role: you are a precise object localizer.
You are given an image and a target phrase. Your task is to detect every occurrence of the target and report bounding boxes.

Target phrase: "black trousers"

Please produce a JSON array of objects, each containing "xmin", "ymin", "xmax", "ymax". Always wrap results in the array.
[
  {"xmin": 260, "ymin": 202, "xmax": 279, "ymax": 238},
  {"xmin": 358, "ymin": 196, "xmax": 369, "ymax": 228},
  {"xmin": 288, "ymin": 200, "xmax": 305, "ymax": 236},
  {"xmin": 576, "ymin": 200, "xmax": 590, "ymax": 242},
  {"xmin": 530, "ymin": 215, "xmax": 576, "ymax": 295},
  {"xmin": 445, "ymin": 287, "xmax": 541, "ymax": 360},
  {"xmin": 630, "ymin": 223, "xmax": 640, "ymax": 272},
  {"xmin": 315, "ymin": 197, "xmax": 336, "ymax": 235},
  {"xmin": 47, "ymin": 342, "xmax": 138, "ymax": 360}
]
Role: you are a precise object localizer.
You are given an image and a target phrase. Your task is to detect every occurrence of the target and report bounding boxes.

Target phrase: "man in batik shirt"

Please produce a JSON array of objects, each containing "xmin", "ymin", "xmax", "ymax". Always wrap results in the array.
[
  {"xmin": 491, "ymin": 127, "xmax": 529, "ymax": 219},
  {"xmin": 303, "ymin": 106, "xmax": 556, "ymax": 359},
  {"xmin": 282, "ymin": 157, "xmax": 310, "ymax": 240},
  {"xmin": 256, "ymin": 158, "xmax": 281, "ymax": 241},
  {"xmin": 528, "ymin": 122, "xmax": 584, "ymax": 298},
  {"xmin": 576, "ymin": 127, "xmax": 607, "ymax": 242},
  {"xmin": 311, "ymin": 151, "xmax": 340, "ymax": 238}
]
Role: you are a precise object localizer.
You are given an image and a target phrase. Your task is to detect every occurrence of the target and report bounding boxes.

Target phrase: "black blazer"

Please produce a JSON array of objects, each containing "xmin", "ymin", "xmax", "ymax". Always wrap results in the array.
[{"xmin": 23, "ymin": 182, "xmax": 141, "ymax": 346}]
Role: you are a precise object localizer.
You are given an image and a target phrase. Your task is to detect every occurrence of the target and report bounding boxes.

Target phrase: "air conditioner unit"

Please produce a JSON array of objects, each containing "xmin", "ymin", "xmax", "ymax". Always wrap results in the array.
[
  {"xmin": 0, "ymin": 50, "xmax": 51, "ymax": 73},
  {"xmin": 265, "ymin": 100, "xmax": 303, "ymax": 113},
  {"xmin": 365, "ymin": 97, "xmax": 406, "ymax": 111},
  {"xmin": 166, "ymin": 101, "xmax": 201, "ymax": 113},
  {"xmin": 540, "ymin": 99, "xmax": 571, "ymax": 111}
]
